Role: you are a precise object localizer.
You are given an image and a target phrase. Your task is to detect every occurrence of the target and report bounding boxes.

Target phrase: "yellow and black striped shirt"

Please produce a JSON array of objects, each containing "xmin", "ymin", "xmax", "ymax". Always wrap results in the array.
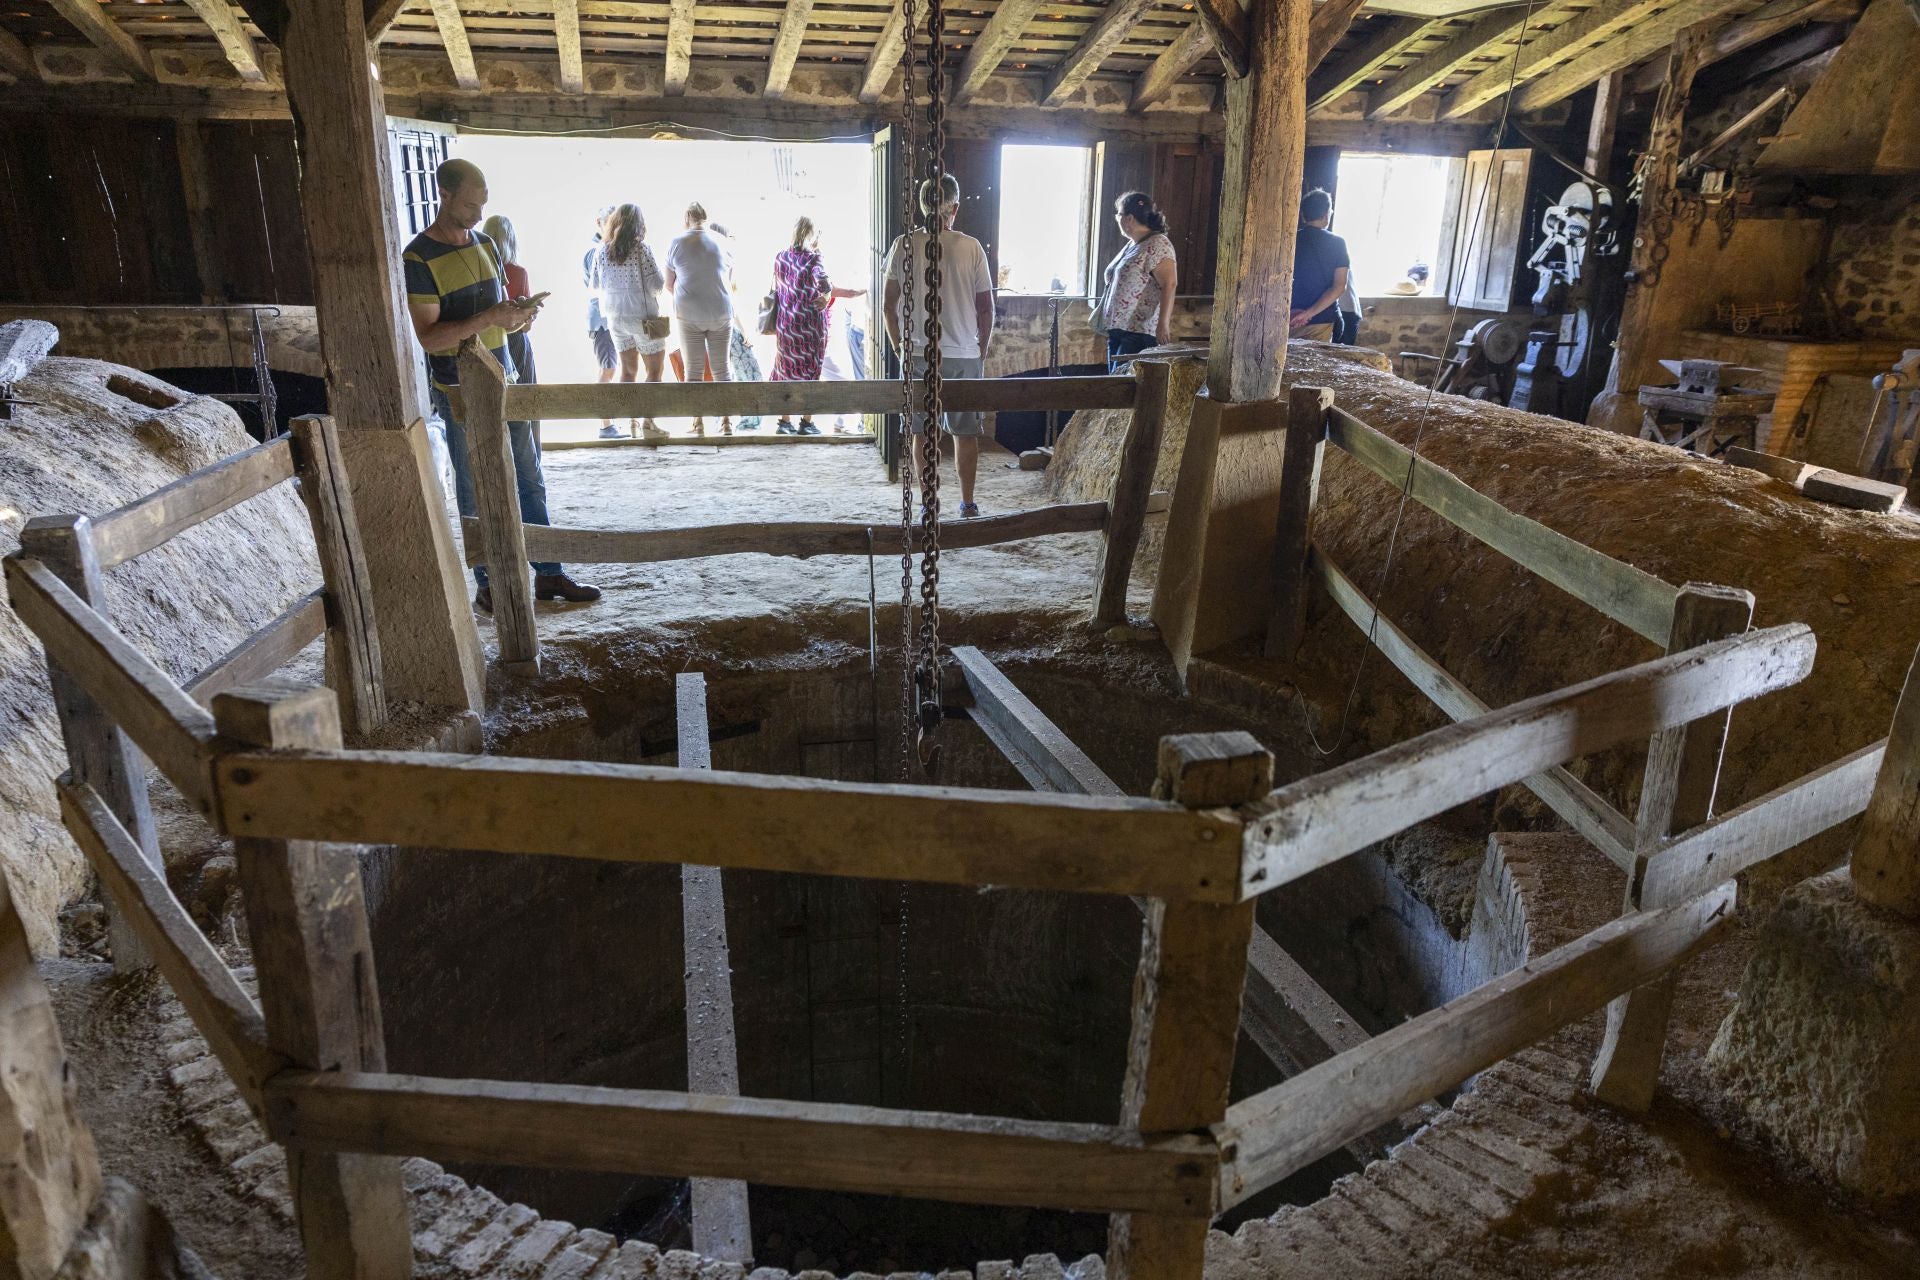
[{"xmin": 403, "ymin": 229, "xmax": 514, "ymax": 390}]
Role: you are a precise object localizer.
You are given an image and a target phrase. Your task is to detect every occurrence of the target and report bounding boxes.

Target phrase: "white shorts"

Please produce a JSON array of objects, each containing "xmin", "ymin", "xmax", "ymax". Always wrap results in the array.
[{"xmin": 607, "ymin": 315, "xmax": 668, "ymax": 357}]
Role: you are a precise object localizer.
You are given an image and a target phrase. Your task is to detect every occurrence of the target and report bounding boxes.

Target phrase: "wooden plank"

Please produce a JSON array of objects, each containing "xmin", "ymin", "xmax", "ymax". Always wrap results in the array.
[
  {"xmin": 428, "ymin": 0, "xmax": 482, "ymax": 88},
  {"xmin": 1046, "ymin": 0, "xmax": 1159, "ymax": 104},
  {"xmin": 182, "ymin": 0, "xmax": 268, "ymax": 82},
  {"xmin": 956, "ymin": 0, "xmax": 1049, "ymax": 103},
  {"xmin": 59, "ymin": 779, "xmax": 281, "ymax": 1109},
  {"xmin": 954, "ymin": 647, "xmax": 1124, "ymax": 796},
  {"xmin": 763, "ymin": 0, "xmax": 814, "ymax": 98},
  {"xmin": 664, "ymin": 0, "xmax": 696, "ymax": 94},
  {"xmin": 674, "ymin": 674, "xmax": 753, "ymax": 1263},
  {"xmin": 174, "ymin": 121, "xmax": 223, "ymax": 303},
  {"xmin": 1109, "ymin": 733, "xmax": 1269, "ymax": 1280},
  {"xmin": 1091, "ymin": 360, "xmax": 1171, "ymax": 630},
  {"xmin": 1853, "ymin": 642, "xmax": 1920, "ymax": 916},
  {"xmin": 1130, "ymin": 19, "xmax": 1212, "ymax": 112},
  {"xmin": 215, "ymin": 749, "xmax": 1247, "ymax": 902},
  {"xmin": 1802, "ymin": 469, "xmax": 1907, "ymax": 513},
  {"xmin": 89, "ymin": 435, "xmax": 297, "ymax": 571},
  {"xmin": 1514, "ymin": 0, "xmax": 1747, "ymax": 113},
  {"xmin": 1586, "ymin": 69, "xmax": 1624, "ymax": 179},
  {"xmin": 1442, "ymin": 0, "xmax": 1666, "ymax": 120},
  {"xmin": 1309, "ymin": 545, "xmax": 1637, "ymax": 868},
  {"xmin": 215, "ymin": 683, "xmax": 412, "ymax": 1280},
  {"xmin": 0, "ymin": 27, "xmax": 37, "ymax": 81},
  {"xmin": 857, "ymin": 3, "xmax": 906, "ymax": 102},
  {"xmin": 457, "ymin": 342, "xmax": 540, "ymax": 672},
  {"xmin": 1327, "ymin": 407, "xmax": 1679, "ymax": 643},
  {"xmin": 1263, "ymin": 384, "xmax": 1333, "ymax": 661},
  {"xmin": 1306, "ymin": 0, "xmax": 1371, "ymax": 72},
  {"xmin": 1237, "ymin": 622, "xmax": 1818, "ymax": 899},
  {"xmin": 1367, "ymin": 9, "xmax": 1534, "ymax": 119},
  {"xmin": 554, "ymin": 0, "xmax": 584, "ymax": 92},
  {"xmin": 1215, "ymin": 883, "xmax": 1736, "ymax": 1208},
  {"xmin": 1308, "ymin": 17, "xmax": 1432, "ymax": 112},
  {"xmin": 290, "ymin": 415, "xmax": 388, "ymax": 737},
  {"xmin": 264, "ymin": 1070, "xmax": 1217, "ymax": 1215},
  {"xmin": 1725, "ymin": 445, "xmax": 1819, "ymax": 488},
  {"xmin": 1190, "ymin": 0, "xmax": 1249, "ymax": 78},
  {"xmin": 504, "ymin": 375, "xmax": 1136, "ymax": 421},
  {"xmin": 45, "ymin": 0, "xmax": 154, "ymax": 78},
  {"xmin": 186, "ymin": 589, "xmax": 329, "ymax": 708}
]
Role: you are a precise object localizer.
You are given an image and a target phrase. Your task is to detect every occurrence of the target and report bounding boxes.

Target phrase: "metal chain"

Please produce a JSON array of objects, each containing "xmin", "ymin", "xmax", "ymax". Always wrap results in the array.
[
  {"xmin": 912, "ymin": 0, "xmax": 949, "ymax": 772},
  {"xmin": 895, "ymin": 0, "xmax": 922, "ymax": 784}
]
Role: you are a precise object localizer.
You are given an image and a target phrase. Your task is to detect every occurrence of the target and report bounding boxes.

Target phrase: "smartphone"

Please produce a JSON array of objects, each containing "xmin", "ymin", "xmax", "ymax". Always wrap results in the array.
[{"xmin": 515, "ymin": 291, "xmax": 552, "ymax": 309}]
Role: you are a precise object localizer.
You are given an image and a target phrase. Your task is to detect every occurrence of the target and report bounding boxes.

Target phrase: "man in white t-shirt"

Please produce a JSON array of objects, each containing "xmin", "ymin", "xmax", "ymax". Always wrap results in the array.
[{"xmin": 881, "ymin": 174, "xmax": 995, "ymax": 517}]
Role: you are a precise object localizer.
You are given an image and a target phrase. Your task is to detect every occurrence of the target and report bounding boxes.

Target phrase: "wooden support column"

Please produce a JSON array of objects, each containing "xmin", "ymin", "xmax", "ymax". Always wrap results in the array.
[
  {"xmin": 456, "ymin": 343, "xmax": 539, "ymax": 672},
  {"xmin": 1590, "ymin": 582, "xmax": 1752, "ymax": 1110},
  {"xmin": 1091, "ymin": 359, "xmax": 1171, "ymax": 631},
  {"xmin": 175, "ymin": 120, "xmax": 224, "ymax": 304},
  {"xmin": 19, "ymin": 516, "xmax": 162, "ymax": 974},
  {"xmin": 674, "ymin": 674, "xmax": 753, "ymax": 1263},
  {"xmin": 1585, "ymin": 70, "xmax": 1625, "ymax": 181},
  {"xmin": 216, "ymin": 682, "xmax": 412, "ymax": 1280},
  {"xmin": 290, "ymin": 415, "xmax": 387, "ymax": 735},
  {"xmin": 1853, "ymin": 641, "xmax": 1920, "ymax": 916},
  {"xmin": 1264, "ymin": 384, "xmax": 1333, "ymax": 660},
  {"xmin": 278, "ymin": 0, "xmax": 485, "ymax": 715},
  {"xmin": 1108, "ymin": 732, "xmax": 1269, "ymax": 1280}
]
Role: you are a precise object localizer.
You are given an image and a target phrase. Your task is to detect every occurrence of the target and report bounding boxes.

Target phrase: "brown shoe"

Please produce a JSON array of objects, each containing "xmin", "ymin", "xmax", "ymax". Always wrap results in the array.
[
  {"xmin": 534, "ymin": 573, "xmax": 601, "ymax": 603},
  {"xmin": 474, "ymin": 585, "xmax": 493, "ymax": 614}
]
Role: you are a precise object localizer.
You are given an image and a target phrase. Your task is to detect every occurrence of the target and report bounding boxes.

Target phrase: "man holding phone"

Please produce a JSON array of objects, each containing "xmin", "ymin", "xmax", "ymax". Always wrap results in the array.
[{"xmin": 405, "ymin": 158, "xmax": 599, "ymax": 612}]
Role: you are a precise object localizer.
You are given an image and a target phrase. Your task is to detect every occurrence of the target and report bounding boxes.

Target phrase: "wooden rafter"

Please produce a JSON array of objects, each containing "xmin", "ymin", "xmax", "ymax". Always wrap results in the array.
[
  {"xmin": 857, "ymin": 3, "xmax": 906, "ymax": 103},
  {"xmin": 182, "ymin": 0, "xmax": 267, "ymax": 83},
  {"xmin": 554, "ymin": 0, "xmax": 584, "ymax": 92},
  {"xmin": 954, "ymin": 0, "xmax": 1046, "ymax": 104},
  {"xmin": 1624, "ymin": 0, "xmax": 1858, "ymax": 93},
  {"xmin": 1130, "ymin": 17, "xmax": 1212, "ymax": 111},
  {"xmin": 764, "ymin": 0, "xmax": 814, "ymax": 98},
  {"xmin": 1306, "ymin": 0, "xmax": 1370, "ymax": 71},
  {"xmin": 45, "ymin": 0, "xmax": 154, "ymax": 79},
  {"xmin": 1191, "ymin": 0, "xmax": 1250, "ymax": 76},
  {"xmin": 665, "ymin": 0, "xmax": 697, "ymax": 95},
  {"xmin": 0, "ymin": 27, "xmax": 37, "ymax": 81},
  {"xmin": 1308, "ymin": 16, "xmax": 1432, "ymax": 111},
  {"xmin": 1366, "ymin": 8, "xmax": 1534, "ymax": 119},
  {"xmin": 1508, "ymin": 0, "xmax": 1751, "ymax": 112},
  {"xmin": 1443, "ymin": 0, "xmax": 1670, "ymax": 119},
  {"xmin": 366, "ymin": 0, "xmax": 408, "ymax": 42},
  {"xmin": 426, "ymin": 0, "xmax": 481, "ymax": 89},
  {"xmin": 1044, "ymin": 0, "xmax": 1158, "ymax": 105}
]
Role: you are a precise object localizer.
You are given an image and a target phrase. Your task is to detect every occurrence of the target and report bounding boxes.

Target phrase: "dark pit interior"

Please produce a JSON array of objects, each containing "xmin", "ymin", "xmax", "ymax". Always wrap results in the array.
[{"xmin": 362, "ymin": 659, "xmax": 1488, "ymax": 1273}]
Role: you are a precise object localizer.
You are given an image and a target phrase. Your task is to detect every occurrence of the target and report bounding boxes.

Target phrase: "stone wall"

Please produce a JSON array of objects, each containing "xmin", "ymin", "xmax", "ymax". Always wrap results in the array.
[
  {"xmin": 1354, "ymin": 296, "xmax": 1537, "ymax": 373},
  {"xmin": 1821, "ymin": 178, "xmax": 1920, "ymax": 342}
]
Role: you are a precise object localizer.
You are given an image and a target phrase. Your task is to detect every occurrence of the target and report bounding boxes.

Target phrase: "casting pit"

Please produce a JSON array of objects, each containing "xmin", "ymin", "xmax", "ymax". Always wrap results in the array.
[{"xmin": 363, "ymin": 653, "xmax": 1508, "ymax": 1274}]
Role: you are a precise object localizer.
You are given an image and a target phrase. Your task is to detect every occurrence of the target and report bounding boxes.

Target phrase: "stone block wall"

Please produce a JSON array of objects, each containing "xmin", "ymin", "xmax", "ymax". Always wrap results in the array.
[{"xmin": 1822, "ymin": 178, "xmax": 1920, "ymax": 342}]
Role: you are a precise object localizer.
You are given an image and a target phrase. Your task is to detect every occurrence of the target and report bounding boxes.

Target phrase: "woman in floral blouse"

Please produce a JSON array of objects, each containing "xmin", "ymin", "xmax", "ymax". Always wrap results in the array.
[
  {"xmin": 1099, "ymin": 191, "xmax": 1178, "ymax": 373},
  {"xmin": 769, "ymin": 217, "xmax": 863, "ymax": 435}
]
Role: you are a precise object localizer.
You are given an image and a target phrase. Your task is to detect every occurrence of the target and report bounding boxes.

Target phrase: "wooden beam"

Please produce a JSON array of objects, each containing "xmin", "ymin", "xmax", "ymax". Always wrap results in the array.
[
  {"xmin": 365, "ymin": 0, "xmax": 407, "ymax": 41},
  {"xmin": 1624, "ymin": 0, "xmax": 1859, "ymax": 95},
  {"xmin": 857, "ymin": 2, "xmax": 905, "ymax": 102},
  {"xmin": 1512, "ymin": 0, "xmax": 1747, "ymax": 114},
  {"xmin": 88, "ymin": 436, "xmax": 296, "ymax": 571},
  {"xmin": 1238, "ymin": 622, "xmax": 1818, "ymax": 899},
  {"xmin": 954, "ymin": 647, "xmax": 1122, "ymax": 796},
  {"xmin": 955, "ymin": 0, "xmax": 1047, "ymax": 104},
  {"xmin": 186, "ymin": 589, "xmax": 329, "ymax": 707},
  {"xmin": 1091, "ymin": 359, "xmax": 1171, "ymax": 630},
  {"xmin": 1190, "ymin": 0, "xmax": 1250, "ymax": 78},
  {"xmin": 427, "ymin": 0, "xmax": 481, "ymax": 89},
  {"xmin": 1130, "ymin": 18, "xmax": 1212, "ymax": 111},
  {"xmin": 1264, "ymin": 384, "xmax": 1333, "ymax": 661},
  {"xmin": 175, "ymin": 121, "xmax": 223, "ymax": 302},
  {"xmin": 505, "ymin": 375, "xmax": 1136, "ymax": 420},
  {"xmin": 763, "ymin": 0, "xmax": 813, "ymax": 98},
  {"xmin": 664, "ymin": 0, "xmax": 697, "ymax": 93},
  {"xmin": 456, "ymin": 341, "xmax": 539, "ymax": 671},
  {"xmin": 1367, "ymin": 8, "xmax": 1535, "ymax": 118},
  {"xmin": 553, "ymin": 0, "xmax": 584, "ymax": 92},
  {"xmin": 0, "ymin": 26, "xmax": 39, "ymax": 81},
  {"xmin": 1215, "ymin": 883, "xmax": 1735, "ymax": 1208},
  {"xmin": 1444, "ymin": 0, "xmax": 1671, "ymax": 120},
  {"xmin": 183, "ymin": 0, "xmax": 268, "ymax": 83},
  {"xmin": 1585, "ymin": 70, "xmax": 1624, "ymax": 179},
  {"xmin": 289, "ymin": 415, "xmax": 388, "ymax": 737},
  {"xmin": 1308, "ymin": 17, "xmax": 1431, "ymax": 112},
  {"xmin": 1853, "ymin": 642, "xmax": 1920, "ymax": 916},
  {"xmin": 1306, "ymin": 0, "xmax": 1371, "ymax": 72},
  {"xmin": 1045, "ymin": 0, "xmax": 1159, "ymax": 105},
  {"xmin": 45, "ymin": 0, "xmax": 154, "ymax": 79}
]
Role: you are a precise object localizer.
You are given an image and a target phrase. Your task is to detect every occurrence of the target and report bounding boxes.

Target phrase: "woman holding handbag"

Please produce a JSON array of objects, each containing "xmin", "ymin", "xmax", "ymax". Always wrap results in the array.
[
  {"xmin": 590, "ymin": 203, "xmax": 670, "ymax": 439},
  {"xmin": 767, "ymin": 217, "xmax": 864, "ymax": 435},
  {"xmin": 1095, "ymin": 191, "xmax": 1178, "ymax": 373}
]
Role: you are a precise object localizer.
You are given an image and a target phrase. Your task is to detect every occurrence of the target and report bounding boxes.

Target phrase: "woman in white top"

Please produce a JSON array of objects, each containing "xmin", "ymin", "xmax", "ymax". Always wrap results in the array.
[
  {"xmin": 589, "ymin": 202, "xmax": 667, "ymax": 439},
  {"xmin": 1099, "ymin": 191, "xmax": 1178, "ymax": 373},
  {"xmin": 663, "ymin": 201, "xmax": 736, "ymax": 435}
]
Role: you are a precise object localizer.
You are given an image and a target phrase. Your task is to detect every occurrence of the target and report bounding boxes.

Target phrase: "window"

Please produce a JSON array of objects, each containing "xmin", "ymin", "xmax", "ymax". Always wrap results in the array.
[
  {"xmin": 389, "ymin": 124, "xmax": 452, "ymax": 239},
  {"xmin": 996, "ymin": 143, "xmax": 1093, "ymax": 295},
  {"xmin": 1330, "ymin": 153, "xmax": 1458, "ymax": 297}
]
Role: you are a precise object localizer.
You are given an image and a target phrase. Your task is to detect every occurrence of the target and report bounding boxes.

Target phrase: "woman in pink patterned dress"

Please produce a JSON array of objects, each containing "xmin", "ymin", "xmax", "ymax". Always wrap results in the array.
[{"xmin": 769, "ymin": 217, "xmax": 862, "ymax": 434}]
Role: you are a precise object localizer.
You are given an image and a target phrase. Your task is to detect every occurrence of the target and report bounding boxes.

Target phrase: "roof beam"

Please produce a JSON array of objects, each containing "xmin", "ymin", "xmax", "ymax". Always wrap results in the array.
[
  {"xmin": 1308, "ymin": 16, "xmax": 1432, "ymax": 111},
  {"xmin": 764, "ymin": 0, "xmax": 813, "ymax": 98},
  {"xmin": 1130, "ymin": 17, "xmax": 1212, "ymax": 111},
  {"xmin": 1624, "ymin": 0, "xmax": 1858, "ymax": 94},
  {"xmin": 554, "ymin": 0, "xmax": 583, "ymax": 92},
  {"xmin": 1306, "ymin": 0, "xmax": 1371, "ymax": 71},
  {"xmin": 426, "ymin": 0, "xmax": 481, "ymax": 89},
  {"xmin": 1190, "ymin": 0, "xmax": 1250, "ymax": 77},
  {"xmin": 1509, "ymin": 0, "xmax": 1749, "ymax": 114},
  {"xmin": 1443, "ymin": 0, "xmax": 1669, "ymax": 119},
  {"xmin": 182, "ymin": 0, "xmax": 267, "ymax": 83},
  {"xmin": 1044, "ymin": 0, "xmax": 1158, "ymax": 105},
  {"xmin": 955, "ymin": 0, "xmax": 1047, "ymax": 104},
  {"xmin": 0, "ymin": 27, "xmax": 37, "ymax": 81},
  {"xmin": 1365, "ymin": 7, "xmax": 1532, "ymax": 118},
  {"xmin": 45, "ymin": 0, "xmax": 154, "ymax": 79},
  {"xmin": 366, "ymin": 0, "xmax": 407, "ymax": 42},
  {"xmin": 857, "ymin": 3, "xmax": 905, "ymax": 102},
  {"xmin": 665, "ymin": 0, "xmax": 696, "ymax": 95}
]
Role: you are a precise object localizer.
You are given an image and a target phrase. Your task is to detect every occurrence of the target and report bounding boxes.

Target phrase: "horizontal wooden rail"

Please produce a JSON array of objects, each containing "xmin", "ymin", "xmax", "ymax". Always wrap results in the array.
[
  {"xmin": 1326, "ymin": 408, "xmax": 1678, "ymax": 644},
  {"xmin": 185, "ymin": 589, "xmax": 327, "ymax": 707},
  {"xmin": 951, "ymin": 645, "xmax": 1123, "ymax": 796},
  {"xmin": 263, "ymin": 1071, "xmax": 1217, "ymax": 1216},
  {"xmin": 214, "ymin": 750, "xmax": 1244, "ymax": 902},
  {"xmin": 503, "ymin": 376, "xmax": 1138, "ymax": 422},
  {"xmin": 58, "ymin": 779, "xmax": 280, "ymax": 1107},
  {"xmin": 1237, "ymin": 622, "xmax": 1817, "ymax": 899},
  {"xmin": 1645, "ymin": 739, "xmax": 1886, "ymax": 906},
  {"xmin": 90, "ymin": 435, "xmax": 297, "ymax": 571},
  {"xmin": 1214, "ymin": 881, "xmax": 1736, "ymax": 1208},
  {"xmin": 461, "ymin": 494, "xmax": 1170, "ymax": 569},
  {"xmin": 6, "ymin": 555, "xmax": 219, "ymax": 816},
  {"xmin": 1310, "ymin": 545, "xmax": 1635, "ymax": 868}
]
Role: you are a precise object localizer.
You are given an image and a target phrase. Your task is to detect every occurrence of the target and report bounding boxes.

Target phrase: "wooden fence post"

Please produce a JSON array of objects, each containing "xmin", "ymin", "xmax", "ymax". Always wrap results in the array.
[
  {"xmin": 1590, "ymin": 582, "xmax": 1753, "ymax": 1110},
  {"xmin": 1264, "ymin": 385, "xmax": 1334, "ymax": 660},
  {"xmin": 455, "ymin": 341, "xmax": 540, "ymax": 673},
  {"xmin": 1108, "ymin": 731, "xmax": 1271, "ymax": 1280},
  {"xmin": 1853, "ymin": 640, "xmax": 1920, "ymax": 916},
  {"xmin": 290, "ymin": 415, "xmax": 388, "ymax": 737},
  {"xmin": 214, "ymin": 680, "xmax": 413, "ymax": 1280},
  {"xmin": 1092, "ymin": 359, "xmax": 1172, "ymax": 632},
  {"xmin": 19, "ymin": 515, "xmax": 162, "ymax": 973}
]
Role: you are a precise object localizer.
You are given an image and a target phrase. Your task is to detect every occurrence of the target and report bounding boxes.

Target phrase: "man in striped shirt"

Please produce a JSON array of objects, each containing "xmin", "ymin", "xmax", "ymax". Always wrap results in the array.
[{"xmin": 405, "ymin": 158, "xmax": 600, "ymax": 612}]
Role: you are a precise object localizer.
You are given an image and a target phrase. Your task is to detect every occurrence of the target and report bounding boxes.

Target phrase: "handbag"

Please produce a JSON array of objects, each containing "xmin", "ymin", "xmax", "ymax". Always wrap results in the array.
[
  {"xmin": 757, "ymin": 290, "xmax": 779, "ymax": 336},
  {"xmin": 642, "ymin": 315, "xmax": 671, "ymax": 340},
  {"xmin": 1087, "ymin": 290, "xmax": 1110, "ymax": 337}
]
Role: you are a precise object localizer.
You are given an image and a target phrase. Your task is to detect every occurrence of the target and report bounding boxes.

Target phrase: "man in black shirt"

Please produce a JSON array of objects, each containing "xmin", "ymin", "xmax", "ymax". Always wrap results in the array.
[{"xmin": 1290, "ymin": 188, "xmax": 1350, "ymax": 343}]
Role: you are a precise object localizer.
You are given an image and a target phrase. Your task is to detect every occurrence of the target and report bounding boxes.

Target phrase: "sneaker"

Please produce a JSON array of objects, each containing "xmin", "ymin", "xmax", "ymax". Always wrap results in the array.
[
  {"xmin": 534, "ymin": 573, "xmax": 602, "ymax": 603},
  {"xmin": 799, "ymin": 420, "xmax": 822, "ymax": 435},
  {"xmin": 776, "ymin": 419, "xmax": 798, "ymax": 435},
  {"xmin": 474, "ymin": 585, "xmax": 493, "ymax": 614},
  {"xmin": 599, "ymin": 424, "xmax": 622, "ymax": 439},
  {"xmin": 958, "ymin": 502, "xmax": 982, "ymax": 519}
]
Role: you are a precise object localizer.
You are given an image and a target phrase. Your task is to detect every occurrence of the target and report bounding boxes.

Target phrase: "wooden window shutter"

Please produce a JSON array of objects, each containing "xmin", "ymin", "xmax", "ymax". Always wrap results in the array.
[{"xmin": 1447, "ymin": 147, "xmax": 1533, "ymax": 312}]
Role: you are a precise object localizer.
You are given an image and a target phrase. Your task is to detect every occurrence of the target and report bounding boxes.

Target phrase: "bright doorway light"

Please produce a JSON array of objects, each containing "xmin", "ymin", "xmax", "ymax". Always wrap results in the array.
[
  {"xmin": 1331, "ymin": 153, "xmax": 1456, "ymax": 296},
  {"xmin": 996, "ymin": 143, "xmax": 1092, "ymax": 296}
]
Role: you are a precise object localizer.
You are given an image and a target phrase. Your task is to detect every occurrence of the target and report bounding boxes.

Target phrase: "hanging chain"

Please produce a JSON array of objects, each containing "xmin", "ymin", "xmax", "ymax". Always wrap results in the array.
[
  {"xmin": 911, "ymin": 0, "xmax": 949, "ymax": 773},
  {"xmin": 895, "ymin": 0, "xmax": 922, "ymax": 783}
]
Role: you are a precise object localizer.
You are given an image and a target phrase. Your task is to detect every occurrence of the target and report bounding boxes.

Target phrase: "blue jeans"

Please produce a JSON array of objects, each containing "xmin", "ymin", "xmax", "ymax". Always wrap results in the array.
[
  {"xmin": 432, "ymin": 385, "xmax": 561, "ymax": 587},
  {"xmin": 1107, "ymin": 328, "xmax": 1156, "ymax": 373}
]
